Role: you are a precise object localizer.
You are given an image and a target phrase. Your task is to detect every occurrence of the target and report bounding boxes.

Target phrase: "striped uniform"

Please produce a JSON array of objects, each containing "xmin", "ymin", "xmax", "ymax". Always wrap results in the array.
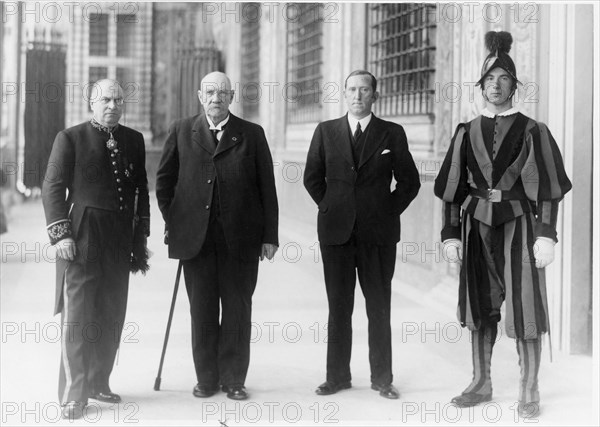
[{"xmin": 434, "ymin": 110, "xmax": 571, "ymax": 403}]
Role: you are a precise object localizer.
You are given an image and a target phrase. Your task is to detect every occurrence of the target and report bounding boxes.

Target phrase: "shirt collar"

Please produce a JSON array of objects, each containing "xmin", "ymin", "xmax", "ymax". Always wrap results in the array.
[
  {"xmin": 206, "ymin": 114, "xmax": 230, "ymax": 131},
  {"xmin": 481, "ymin": 107, "xmax": 519, "ymax": 118},
  {"xmin": 347, "ymin": 113, "xmax": 372, "ymax": 132}
]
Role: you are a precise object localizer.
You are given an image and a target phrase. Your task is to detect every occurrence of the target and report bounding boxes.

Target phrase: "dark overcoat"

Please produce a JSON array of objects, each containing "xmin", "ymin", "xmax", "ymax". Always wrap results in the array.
[{"xmin": 155, "ymin": 114, "xmax": 279, "ymax": 260}]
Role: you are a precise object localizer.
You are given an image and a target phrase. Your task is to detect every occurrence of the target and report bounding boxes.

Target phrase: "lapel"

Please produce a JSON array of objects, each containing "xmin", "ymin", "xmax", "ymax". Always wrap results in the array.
[
  {"xmin": 329, "ymin": 115, "xmax": 354, "ymax": 166},
  {"xmin": 214, "ymin": 114, "xmax": 243, "ymax": 157},
  {"xmin": 358, "ymin": 115, "xmax": 387, "ymax": 169},
  {"xmin": 191, "ymin": 115, "xmax": 215, "ymax": 155},
  {"xmin": 191, "ymin": 113, "xmax": 243, "ymax": 157}
]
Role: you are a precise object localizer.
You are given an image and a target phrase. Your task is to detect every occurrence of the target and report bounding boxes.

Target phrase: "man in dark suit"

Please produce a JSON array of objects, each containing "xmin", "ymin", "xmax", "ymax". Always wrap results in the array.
[
  {"xmin": 156, "ymin": 71, "xmax": 279, "ymax": 401},
  {"xmin": 304, "ymin": 70, "xmax": 420, "ymax": 399},
  {"xmin": 42, "ymin": 79, "xmax": 150, "ymax": 419}
]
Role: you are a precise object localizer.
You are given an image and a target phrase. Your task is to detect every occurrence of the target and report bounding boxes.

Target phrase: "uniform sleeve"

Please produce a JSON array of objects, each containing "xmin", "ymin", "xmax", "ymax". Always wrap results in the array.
[
  {"xmin": 521, "ymin": 122, "xmax": 572, "ymax": 241},
  {"xmin": 441, "ymin": 202, "xmax": 462, "ymax": 241},
  {"xmin": 41, "ymin": 130, "xmax": 74, "ymax": 244},
  {"xmin": 135, "ymin": 134, "xmax": 150, "ymax": 236},
  {"xmin": 434, "ymin": 124, "xmax": 469, "ymax": 241}
]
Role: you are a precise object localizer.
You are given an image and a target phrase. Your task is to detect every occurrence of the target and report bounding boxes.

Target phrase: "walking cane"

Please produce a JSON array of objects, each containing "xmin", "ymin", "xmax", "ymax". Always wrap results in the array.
[{"xmin": 154, "ymin": 260, "xmax": 183, "ymax": 391}]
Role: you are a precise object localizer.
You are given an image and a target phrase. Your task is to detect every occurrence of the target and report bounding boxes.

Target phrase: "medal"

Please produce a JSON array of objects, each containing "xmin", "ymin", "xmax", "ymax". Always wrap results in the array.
[{"xmin": 106, "ymin": 132, "xmax": 118, "ymax": 150}]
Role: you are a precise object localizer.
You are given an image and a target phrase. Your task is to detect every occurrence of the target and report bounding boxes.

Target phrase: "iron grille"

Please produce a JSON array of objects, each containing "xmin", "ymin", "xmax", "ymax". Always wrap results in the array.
[
  {"xmin": 286, "ymin": 3, "xmax": 324, "ymax": 124},
  {"xmin": 241, "ymin": 5, "xmax": 261, "ymax": 121},
  {"xmin": 369, "ymin": 3, "xmax": 436, "ymax": 116},
  {"xmin": 89, "ymin": 13, "xmax": 109, "ymax": 56}
]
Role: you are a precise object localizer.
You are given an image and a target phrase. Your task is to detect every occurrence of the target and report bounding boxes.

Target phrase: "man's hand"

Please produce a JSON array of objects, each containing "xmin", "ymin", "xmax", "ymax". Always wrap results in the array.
[
  {"xmin": 55, "ymin": 237, "xmax": 77, "ymax": 261},
  {"xmin": 443, "ymin": 239, "xmax": 462, "ymax": 264},
  {"xmin": 534, "ymin": 237, "xmax": 555, "ymax": 269},
  {"xmin": 260, "ymin": 243, "xmax": 278, "ymax": 261}
]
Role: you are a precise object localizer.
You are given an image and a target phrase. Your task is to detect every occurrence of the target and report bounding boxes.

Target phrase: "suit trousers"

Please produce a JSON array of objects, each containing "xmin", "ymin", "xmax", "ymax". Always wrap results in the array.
[
  {"xmin": 320, "ymin": 236, "xmax": 396, "ymax": 386},
  {"xmin": 58, "ymin": 208, "xmax": 131, "ymax": 404},
  {"xmin": 182, "ymin": 217, "xmax": 259, "ymax": 388}
]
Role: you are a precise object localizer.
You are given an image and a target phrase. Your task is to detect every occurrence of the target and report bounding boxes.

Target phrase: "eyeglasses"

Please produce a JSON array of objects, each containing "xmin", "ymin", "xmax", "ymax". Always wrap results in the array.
[{"xmin": 98, "ymin": 97, "xmax": 124, "ymax": 105}]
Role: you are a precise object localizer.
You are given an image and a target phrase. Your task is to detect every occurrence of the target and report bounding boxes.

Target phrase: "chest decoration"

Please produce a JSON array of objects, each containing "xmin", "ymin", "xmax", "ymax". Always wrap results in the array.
[{"xmin": 106, "ymin": 133, "xmax": 118, "ymax": 150}]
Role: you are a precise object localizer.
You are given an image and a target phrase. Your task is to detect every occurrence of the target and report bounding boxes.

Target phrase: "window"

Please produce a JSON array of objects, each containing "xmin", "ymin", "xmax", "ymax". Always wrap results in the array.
[
  {"xmin": 88, "ymin": 66, "xmax": 107, "ymax": 84},
  {"xmin": 240, "ymin": 4, "xmax": 260, "ymax": 121},
  {"xmin": 88, "ymin": 66, "xmax": 108, "ymax": 103},
  {"xmin": 117, "ymin": 14, "xmax": 136, "ymax": 57},
  {"xmin": 89, "ymin": 13, "xmax": 109, "ymax": 56},
  {"xmin": 286, "ymin": 3, "xmax": 324, "ymax": 124},
  {"xmin": 369, "ymin": 4, "xmax": 436, "ymax": 116},
  {"xmin": 116, "ymin": 67, "xmax": 133, "ymax": 92}
]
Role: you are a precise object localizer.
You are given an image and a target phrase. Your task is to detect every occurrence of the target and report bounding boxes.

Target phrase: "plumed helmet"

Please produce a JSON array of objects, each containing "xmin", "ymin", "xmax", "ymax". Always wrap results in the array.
[{"xmin": 477, "ymin": 31, "xmax": 520, "ymax": 86}]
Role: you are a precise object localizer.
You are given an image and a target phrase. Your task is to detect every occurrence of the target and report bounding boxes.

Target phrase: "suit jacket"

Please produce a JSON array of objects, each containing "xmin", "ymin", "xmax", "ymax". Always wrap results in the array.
[
  {"xmin": 155, "ymin": 113, "xmax": 279, "ymax": 260},
  {"xmin": 42, "ymin": 121, "xmax": 150, "ymax": 314},
  {"xmin": 304, "ymin": 114, "xmax": 420, "ymax": 246}
]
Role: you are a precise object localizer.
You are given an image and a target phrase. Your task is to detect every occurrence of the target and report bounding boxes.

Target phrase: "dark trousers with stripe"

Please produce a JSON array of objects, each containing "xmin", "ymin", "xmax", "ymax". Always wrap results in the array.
[
  {"xmin": 58, "ymin": 208, "xmax": 131, "ymax": 404},
  {"xmin": 182, "ymin": 217, "xmax": 259, "ymax": 388},
  {"xmin": 320, "ymin": 237, "xmax": 396, "ymax": 387},
  {"xmin": 462, "ymin": 216, "xmax": 542, "ymax": 403}
]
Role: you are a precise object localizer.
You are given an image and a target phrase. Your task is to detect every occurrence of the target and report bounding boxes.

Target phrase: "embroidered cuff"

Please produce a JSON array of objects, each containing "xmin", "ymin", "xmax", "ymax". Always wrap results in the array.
[{"xmin": 47, "ymin": 220, "xmax": 72, "ymax": 245}]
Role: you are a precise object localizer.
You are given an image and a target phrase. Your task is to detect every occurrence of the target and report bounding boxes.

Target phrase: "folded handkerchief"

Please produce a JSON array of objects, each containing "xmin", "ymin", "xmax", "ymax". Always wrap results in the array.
[{"xmin": 381, "ymin": 149, "xmax": 391, "ymax": 155}]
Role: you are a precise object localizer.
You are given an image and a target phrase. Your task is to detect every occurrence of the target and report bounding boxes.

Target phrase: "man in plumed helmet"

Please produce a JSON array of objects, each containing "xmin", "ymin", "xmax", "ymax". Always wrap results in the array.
[
  {"xmin": 434, "ymin": 31, "xmax": 571, "ymax": 418},
  {"xmin": 42, "ymin": 79, "xmax": 150, "ymax": 420}
]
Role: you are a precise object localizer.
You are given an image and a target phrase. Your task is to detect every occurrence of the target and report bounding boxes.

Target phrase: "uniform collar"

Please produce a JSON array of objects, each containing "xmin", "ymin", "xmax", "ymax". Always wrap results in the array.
[
  {"xmin": 481, "ymin": 107, "xmax": 519, "ymax": 118},
  {"xmin": 90, "ymin": 118, "xmax": 119, "ymax": 134}
]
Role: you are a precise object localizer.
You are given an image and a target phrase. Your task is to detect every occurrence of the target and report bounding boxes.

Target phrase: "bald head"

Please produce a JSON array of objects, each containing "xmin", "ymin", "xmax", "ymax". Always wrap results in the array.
[
  {"xmin": 198, "ymin": 72, "xmax": 234, "ymax": 125},
  {"xmin": 90, "ymin": 79, "xmax": 124, "ymax": 127},
  {"xmin": 201, "ymin": 72, "xmax": 231, "ymax": 91}
]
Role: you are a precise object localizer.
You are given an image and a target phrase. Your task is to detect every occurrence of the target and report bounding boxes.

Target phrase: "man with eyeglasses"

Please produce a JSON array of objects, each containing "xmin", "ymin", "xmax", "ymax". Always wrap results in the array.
[
  {"xmin": 42, "ymin": 79, "xmax": 150, "ymax": 419},
  {"xmin": 156, "ymin": 71, "xmax": 279, "ymax": 400}
]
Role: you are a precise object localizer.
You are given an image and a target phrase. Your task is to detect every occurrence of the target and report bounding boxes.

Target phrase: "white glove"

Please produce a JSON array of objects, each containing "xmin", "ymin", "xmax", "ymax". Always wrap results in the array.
[
  {"xmin": 533, "ymin": 237, "xmax": 555, "ymax": 269},
  {"xmin": 443, "ymin": 239, "xmax": 462, "ymax": 264}
]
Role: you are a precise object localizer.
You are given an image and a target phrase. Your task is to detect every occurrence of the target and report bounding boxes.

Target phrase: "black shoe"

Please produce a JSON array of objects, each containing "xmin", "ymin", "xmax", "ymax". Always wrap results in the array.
[
  {"xmin": 315, "ymin": 381, "xmax": 352, "ymax": 396},
  {"xmin": 90, "ymin": 391, "xmax": 121, "ymax": 403},
  {"xmin": 518, "ymin": 401, "xmax": 540, "ymax": 418},
  {"xmin": 222, "ymin": 385, "xmax": 248, "ymax": 400},
  {"xmin": 61, "ymin": 401, "xmax": 85, "ymax": 420},
  {"xmin": 450, "ymin": 392, "xmax": 492, "ymax": 407},
  {"xmin": 371, "ymin": 383, "xmax": 400, "ymax": 399},
  {"xmin": 193, "ymin": 384, "xmax": 219, "ymax": 398}
]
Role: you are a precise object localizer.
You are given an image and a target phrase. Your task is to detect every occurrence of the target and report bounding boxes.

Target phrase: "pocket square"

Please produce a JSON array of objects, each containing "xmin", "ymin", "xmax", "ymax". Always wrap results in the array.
[{"xmin": 381, "ymin": 149, "xmax": 391, "ymax": 155}]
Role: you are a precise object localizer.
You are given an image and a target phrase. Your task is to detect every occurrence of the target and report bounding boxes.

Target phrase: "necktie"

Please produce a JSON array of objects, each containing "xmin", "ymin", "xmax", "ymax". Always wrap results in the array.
[
  {"xmin": 211, "ymin": 123, "xmax": 225, "ymax": 146},
  {"xmin": 353, "ymin": 122, "xmax": 362, "ymax": 142},
  {"xmin": 211, "ymin": 129, "xmax": 219, "ymax": 146}
]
